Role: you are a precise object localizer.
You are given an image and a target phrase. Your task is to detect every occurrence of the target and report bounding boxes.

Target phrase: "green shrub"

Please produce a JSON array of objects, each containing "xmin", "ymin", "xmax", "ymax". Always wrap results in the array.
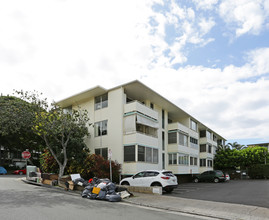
[{"xmin": 248, "ymin": 164, "xmax": 269, "ymax": 179}]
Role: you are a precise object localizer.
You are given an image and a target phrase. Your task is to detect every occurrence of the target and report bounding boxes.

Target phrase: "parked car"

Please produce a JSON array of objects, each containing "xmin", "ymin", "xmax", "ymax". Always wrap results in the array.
[
  {"xmin": 0, "ymin": 166, "xmax": 7, "ymax": 175},
  {"xmin": 193, "ymin": 170, "xmax": 226, "ymax": 183},
  {"xmin": 12, "ymin": 169, "xmax": 26, "ymax": 175},
  {"xmin": 225, "ymin": 173, "xmax": 230, "ymax": 181},
  {"xmin": 120, "ymin": 170, "xmax": 178, "ymax": 192}
]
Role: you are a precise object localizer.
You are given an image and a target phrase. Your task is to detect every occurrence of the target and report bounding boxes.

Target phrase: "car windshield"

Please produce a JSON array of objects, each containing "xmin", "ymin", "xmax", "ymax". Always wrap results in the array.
[
  {"xmin": 216, "ymin": 171, "xmax": 224, "ymax": 175},
  {"xmin": 162, "ymin": 171, "xmax": 174, "ymax": 177}
]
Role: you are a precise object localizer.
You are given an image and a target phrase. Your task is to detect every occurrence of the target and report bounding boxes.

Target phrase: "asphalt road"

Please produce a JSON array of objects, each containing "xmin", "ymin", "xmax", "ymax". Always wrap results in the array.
[
  {"xmin": 0, "ymin": 176, "xmax": 211, "ymax": 220},
  {"xmin": 165, "ymin": 179, "xmax": 269, "ymax": 208}
]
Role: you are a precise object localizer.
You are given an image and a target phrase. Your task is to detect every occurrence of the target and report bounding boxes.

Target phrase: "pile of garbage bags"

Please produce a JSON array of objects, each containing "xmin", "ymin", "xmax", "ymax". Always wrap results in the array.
[{"xmin": 71, "ymin": 177, "xmax": 131, "ymax": 202}]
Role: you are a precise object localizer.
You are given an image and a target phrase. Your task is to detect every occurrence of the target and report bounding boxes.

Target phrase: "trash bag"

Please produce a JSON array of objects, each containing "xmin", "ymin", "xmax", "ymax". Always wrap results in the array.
[
  {"xmin": 106, "ymin": 194, "xmax": 121, "ymax": 202},
  {"xmin": 97, "ymin": 182, "xmax": 107, "ymax": 190},
  {"xmin": 87, "ymin": 193, "xmax": 98, "ymax": 200},
  {"xmin": 97, "ymin": 190, "xmax": 107, "ymax": 200},
  {"xmin": 81, "ymin": 188, "xmax": 91, "ymax": 198},
  {"xmin": 107, "ymin": 182, "xmax": 116, "ymax": 194},
  {"xmin": 85, "ymin": 185, "xmax": 93, "ymax": 191}
]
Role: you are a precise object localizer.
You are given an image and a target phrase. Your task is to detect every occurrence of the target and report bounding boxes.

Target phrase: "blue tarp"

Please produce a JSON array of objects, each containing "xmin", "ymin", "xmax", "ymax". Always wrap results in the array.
[{"xmin": 0, "ymin": 166, "xmax": 7, "ymax": 174}]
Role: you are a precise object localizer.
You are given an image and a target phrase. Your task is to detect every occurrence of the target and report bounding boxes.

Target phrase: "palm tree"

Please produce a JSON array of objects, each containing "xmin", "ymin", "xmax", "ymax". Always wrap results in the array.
[
  {"xmin": 216, "ymin": 144, "xmax": 230, "ymax": 151},
  {"xmin": 228, "ymin": 142, "xmax": 246, "ymax": 150}
]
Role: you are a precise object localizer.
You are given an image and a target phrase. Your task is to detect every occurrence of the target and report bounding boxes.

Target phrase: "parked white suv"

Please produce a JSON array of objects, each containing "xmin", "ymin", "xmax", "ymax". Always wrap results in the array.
[{"xmin": 120, "ymin": 170, "xmax": 178, "ymax": 193}]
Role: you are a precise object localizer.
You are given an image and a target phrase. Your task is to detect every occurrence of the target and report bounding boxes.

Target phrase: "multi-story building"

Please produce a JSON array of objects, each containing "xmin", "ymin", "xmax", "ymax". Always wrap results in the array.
[{"xmin": 57, "ymin": 80, "xmax": 226, "ymax": 179}]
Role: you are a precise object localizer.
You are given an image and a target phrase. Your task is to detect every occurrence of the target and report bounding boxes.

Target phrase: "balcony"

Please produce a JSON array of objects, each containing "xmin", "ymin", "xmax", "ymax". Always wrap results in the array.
[
  {"xmin": 124, "ymin": 101, "xmax": 158, "ymax": 120},
  {"xmin": 168, "ymin": 122, "xmax": 189, "ymax": 134}
]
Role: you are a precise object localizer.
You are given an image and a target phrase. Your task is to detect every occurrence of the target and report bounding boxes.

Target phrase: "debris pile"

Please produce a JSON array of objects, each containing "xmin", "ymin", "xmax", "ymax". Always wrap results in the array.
[{"xmin": 64, "ymin": 175, "xmax": 132, "ymax": 202}]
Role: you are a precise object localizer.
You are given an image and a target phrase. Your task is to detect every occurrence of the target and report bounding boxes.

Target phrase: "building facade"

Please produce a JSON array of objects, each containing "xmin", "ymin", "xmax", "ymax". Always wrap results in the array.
[{"xmin": 57, "ymin": 80, "xmax": 226, "ymax": 177}]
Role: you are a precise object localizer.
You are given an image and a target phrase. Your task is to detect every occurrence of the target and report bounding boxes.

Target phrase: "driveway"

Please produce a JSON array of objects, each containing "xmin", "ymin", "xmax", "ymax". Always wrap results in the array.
[{"xmin": 165, "ymin": 180, "xmax": 269, "ymax": 208}]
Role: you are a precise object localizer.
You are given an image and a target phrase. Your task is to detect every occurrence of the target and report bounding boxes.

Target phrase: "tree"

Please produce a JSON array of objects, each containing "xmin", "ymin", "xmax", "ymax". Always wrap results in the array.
[
  {"xmin": 240, "ymin": 147, "xmax": 268, "ymax": 168},
  {"xmin": 214, "ymin": 146, "xmax": 269, "ymax": 172},
  {"xmin": 17, "ymin": 91, "xmax": 91, "ymax": 179},
  {"xmin": 0, "ymin": 95, "xmax": 44, "ymax": 165},
  {"xmin": 228, "ymin": 142, "xmax": 246, "ymax": 150},
  {"xmin": 216, "ymin": 144, "xmax": 229, "ymax": 151},
  {"xmin": 214, "ymin": 148, "xmax": 239, "ymax": 170}
]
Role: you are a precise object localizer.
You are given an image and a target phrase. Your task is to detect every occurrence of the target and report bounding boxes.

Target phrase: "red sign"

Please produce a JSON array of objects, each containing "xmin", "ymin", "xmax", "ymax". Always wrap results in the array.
[{"xmin": 22, "ymin": 151, "xmax": 31, "ymax": 159}]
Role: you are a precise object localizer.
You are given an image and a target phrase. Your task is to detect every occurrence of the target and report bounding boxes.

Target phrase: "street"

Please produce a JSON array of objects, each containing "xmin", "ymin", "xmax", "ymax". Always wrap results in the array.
[
  {"xmin": 0, "ymin": 176, "xmax": 211, "ymax": 220},
  {"xmin": 165, "ymin": 180, "xmax": 269, "ymax": 208}
]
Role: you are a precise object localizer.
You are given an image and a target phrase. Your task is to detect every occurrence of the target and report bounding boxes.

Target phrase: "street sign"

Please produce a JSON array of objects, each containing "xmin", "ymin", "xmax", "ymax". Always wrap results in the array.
[{"xmin": 22, "ymin": 151, "xmax": 31, "ymax": 159}]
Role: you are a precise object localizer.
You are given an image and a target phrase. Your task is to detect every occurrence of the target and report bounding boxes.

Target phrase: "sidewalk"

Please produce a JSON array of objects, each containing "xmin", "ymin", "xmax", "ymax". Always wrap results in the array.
[
  {"xmin": 123, "ymin": 192, "xmax": 269, "ymax": 220},
  {"xmin": 22, "ymin": 178, "xmax": 269, "ymax": 220}
]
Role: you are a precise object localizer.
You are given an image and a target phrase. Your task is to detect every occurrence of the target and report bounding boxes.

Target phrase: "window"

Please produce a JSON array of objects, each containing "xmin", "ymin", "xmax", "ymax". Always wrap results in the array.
[
  {"xmin": 207, "ymin": 159, "xmax": 213, "ymax": 167},
  {"xmin": 213, "ymin": 134, "xmax": 217, "ymax": 142},
  {"xmin": 162, "ymin": 153, "xmax": 165, "ymax": 169},
  {"xmin": 190, "ymin": 157, "xmax": 198, "ymax": 165},
  {"xmin": 178, "ymin": 154, "xmax": 189, "ymax": 165},
  {"xmin": 150, "ymin": 103, "xmax": 154, "ymax": 109},
  {"xmin": 162, "ymin": 132, "xmax": 165, "ymax": 150},
  {"xmin": 179, "ymin": 133, "xmax": 188, "ymax": 147},
  {"xmin": 206, "ymin": 130, "xmax": 212, "ymax": 139},
  {"xmin": 208, "ymin": 144, "xmax": 212, "ymax": 153},
  {"xmin": 168, "ymin": 132, "xmax": 177, "ymax": 144},
  {"xmin": 168, "ymin": 153, "xmax": 177, "ymax": 165},
  {"xmin": 95, "ymin": 93, "xmax": 108, "ymax": 110},
  {"xmin": 200, "ymin": 130, "xmax": 206, "ymax": 138},
  {"xmin": 136, "ymin": 123, "xmax": 158, "ymax": 137},
  {"xmin": 137, "ymin": 145, "xmax": 158, "ymax": 164},
  {"xmin": 190, "ymin": 137, "xmax": 198, "ymax": 149},
  {"xmin": 138, "ymin": 145, "xmax": 145, "ymax": 162},
  {"xmin": 200, "ymin": 144, "xmax": 206, "ymax": 152},
  {"xmin": 124, "ymin": 145, "xmax": 135, "ymax": 162},
  {"xmin": 200, "ymin": 159, "xmax": 206, "ymax": 167},
  {"xmin": 153, "ymin": 149, "xmax": 158, "ymax": 164},
  {"xmin": 190, "ymin": 120, "xmax": 197, "ymax": 131},
  {"xmin": 94, "ymin": 120, "xmax": 108, "ymax": 137},
  {"xmin": 133, "ymin": 172, "xmax": 145, "ymax": 178},
  {"xmin": 63, "ymin": 106, "xmax": 72, "ymax": 114},
  {"xmin": 145, "ymin": 171, "xmax": 159, "ymax": 177},
  {"xmin": 146, "ymin": 147, "xmax": 152, "ymax": 163},
  {"xmin": 95, "ymin": 148, "xmax": 108, "ymax": 160},
  {"xmin": 162, "ymin": 109, "xmax": 165, "ymax": 129}
]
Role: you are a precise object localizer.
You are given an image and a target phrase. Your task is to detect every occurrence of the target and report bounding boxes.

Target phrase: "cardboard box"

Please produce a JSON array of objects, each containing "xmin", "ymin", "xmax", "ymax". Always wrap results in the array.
[
  {"xmin": 67, "ymin": 181, "xmax": 74, "ymax": 190},
  {"xmin": 49, "ymin": 174, "xmax": 59, "ymax": 180},
  {"xmin": 42, "ymin": 179, "xmax": 53, "ymax": 185}
]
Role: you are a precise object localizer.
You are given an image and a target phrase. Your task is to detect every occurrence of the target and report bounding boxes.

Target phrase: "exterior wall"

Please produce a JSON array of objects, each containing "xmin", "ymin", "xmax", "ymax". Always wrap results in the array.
[
  {"xmin": 59, "ymin": 81, "xmax": 226, "ymax": 177},
  {"xmin": 167, "ymin": 122, "xmax": 199, "ymax": 175}
]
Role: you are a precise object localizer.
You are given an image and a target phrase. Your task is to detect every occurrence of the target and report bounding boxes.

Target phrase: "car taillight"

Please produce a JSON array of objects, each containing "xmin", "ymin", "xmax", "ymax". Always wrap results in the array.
[{"xmin": 161, "ymin": 177, "xmax": 170, "ymax": 180}]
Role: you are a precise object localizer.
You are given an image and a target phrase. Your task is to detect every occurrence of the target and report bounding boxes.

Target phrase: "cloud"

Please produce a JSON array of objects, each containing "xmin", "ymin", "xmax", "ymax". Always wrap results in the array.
[
  {"xmin": 0, "ymin": 0, "xmax": 268, "ymax": 142},
  {"xmin": 192, "ymin": 0, "xmax": 219, "ymax": 11},
  {"xmin": 219, "ymin": 0, "xmax": 269, "ymax": 37},
  {"xmin": 147, "ymin": 0, "xmax": 216, "ymax": 67},
  {"xmin": 140, "ymin": 47, "xmax": 269, "ymax": 140}
]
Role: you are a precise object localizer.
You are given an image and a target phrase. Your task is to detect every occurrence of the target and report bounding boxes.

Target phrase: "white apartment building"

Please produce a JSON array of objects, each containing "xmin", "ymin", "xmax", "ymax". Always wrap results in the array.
[{"xmin": 57, "ymin": 80, "xmax": 226, "ymax": 178}]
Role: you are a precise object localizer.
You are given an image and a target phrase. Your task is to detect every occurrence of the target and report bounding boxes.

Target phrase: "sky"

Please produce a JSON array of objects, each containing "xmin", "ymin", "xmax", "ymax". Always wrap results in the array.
[{"xmin": 0, "ymin": 0, "xmax": 269, "ymax": 146}]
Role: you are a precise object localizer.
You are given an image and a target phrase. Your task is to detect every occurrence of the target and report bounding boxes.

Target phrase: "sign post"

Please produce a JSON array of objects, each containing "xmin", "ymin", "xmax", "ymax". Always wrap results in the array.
[
  {"xmin": 108, "ymin": 149, "xmax": 112, "ymax": 181},
  {"xmin": 22, "ymin": 150, "xmax": 31, "ymax": 167}
]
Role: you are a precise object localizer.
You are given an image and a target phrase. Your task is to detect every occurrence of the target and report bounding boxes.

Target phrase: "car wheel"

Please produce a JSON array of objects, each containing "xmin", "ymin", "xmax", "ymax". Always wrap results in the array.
[
  {"xmin": 19, "ymin": 171, "xmax": 23, "ymax": 175},
  {"xmin": 194, "ymin": 178, "xmax": 199, "ymax": 183},
  {"xmin": 121, "ymin": 181, "xmax": 130, "ymax": 186},
  {"xmin": 214, "ymin": 178, "xmax": 219, "ymax": 183},
  {"xmin": 164, "ymin": 188, "xmax": 173, "ymax": 193},
  {"xmin": 151, "ymin": 182, "xmax": 162, "ymax": 187}
]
